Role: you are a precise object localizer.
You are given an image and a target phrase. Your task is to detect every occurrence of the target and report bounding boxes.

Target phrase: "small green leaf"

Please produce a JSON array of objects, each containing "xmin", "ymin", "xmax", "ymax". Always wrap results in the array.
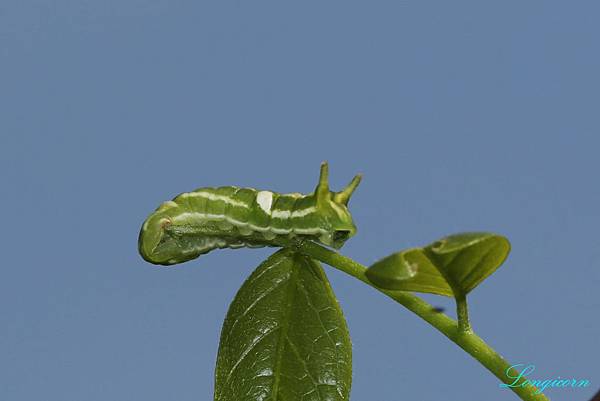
[
  {"xmin": 214, "ymin": 249, "xmax": 352, "ymax": 401},
  {"xmin": 366, "ymin": 232, "xmax": 511, "ymax": 297},
  {"xmin": 366, "ymin": 248, "xmax": 453, "ymax": 296},
  {"xmin": 424, "ymin": 232, "xmax": 511, "ymax": 295}
]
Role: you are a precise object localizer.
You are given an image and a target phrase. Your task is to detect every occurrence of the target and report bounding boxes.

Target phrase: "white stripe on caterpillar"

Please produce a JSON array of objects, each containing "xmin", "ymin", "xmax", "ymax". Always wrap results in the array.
[
  {"xmin": 271, "ymin": 206, "xmax": 316, "ymax": 219},
  {"xmin": 172, "ymin": 211, "xmax": 327, "ymax": 235},
  {"xmin": 180, "ymin": 191, "xmax": 250, "ymax": 208}
]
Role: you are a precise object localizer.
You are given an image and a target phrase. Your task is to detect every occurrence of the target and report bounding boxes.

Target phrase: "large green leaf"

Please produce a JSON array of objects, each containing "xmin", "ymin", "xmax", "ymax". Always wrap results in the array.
[
  {"xmin": 366, "ymin": 232, "xmax": 510, "ymax": 297},
  {"xmin": 214, "ymin": 249, "xmax": 352, "ymax": 401}
]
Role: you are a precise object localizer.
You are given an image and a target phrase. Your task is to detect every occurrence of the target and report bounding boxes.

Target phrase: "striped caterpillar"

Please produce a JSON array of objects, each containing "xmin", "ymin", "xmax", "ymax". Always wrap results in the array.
[{"xmin": 138, "ymin": 163, "xmax": 361, "ymax": 265}]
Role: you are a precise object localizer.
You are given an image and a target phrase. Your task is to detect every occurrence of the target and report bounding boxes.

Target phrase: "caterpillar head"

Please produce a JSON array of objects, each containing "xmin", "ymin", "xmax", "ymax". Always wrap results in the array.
[{"xmin": 314, "ymin": 162, "xmax": 362, "ymax": 249}]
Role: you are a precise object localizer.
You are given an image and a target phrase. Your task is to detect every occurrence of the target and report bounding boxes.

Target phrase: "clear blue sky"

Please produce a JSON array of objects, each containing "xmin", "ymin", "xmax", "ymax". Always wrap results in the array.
[{"xmin": 1, "ymin": 2, "xmax": 599, "ymax": 400}]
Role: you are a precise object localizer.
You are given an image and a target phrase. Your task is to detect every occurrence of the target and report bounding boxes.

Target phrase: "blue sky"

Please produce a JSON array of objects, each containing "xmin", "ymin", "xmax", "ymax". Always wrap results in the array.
[{"xmin": 1, "ymin": 2, "xmax": 599, "ymax": 400}]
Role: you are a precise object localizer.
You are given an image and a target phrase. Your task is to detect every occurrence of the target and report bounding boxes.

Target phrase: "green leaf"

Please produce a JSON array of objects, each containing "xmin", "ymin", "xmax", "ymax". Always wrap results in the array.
[
  {"xmin": 214, "ymin": 249, "xmax": 352, "ymax": 401},
  {"xmin": 365, "ymin": 248, "xmax": 453, "ymax": 296},
  {"xmin": 366, "ymin": 232, "xmax": 511, "ymax": 297},
  {"xmin": 424, "ymin": 232, "xmax": 511, "ymax": 295}
]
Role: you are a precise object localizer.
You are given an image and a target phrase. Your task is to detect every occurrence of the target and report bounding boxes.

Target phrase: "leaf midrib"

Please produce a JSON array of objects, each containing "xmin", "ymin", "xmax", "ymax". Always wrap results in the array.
[{"xmin": 270, "ymin": 254, "xmax": 299, "ymax": 399}]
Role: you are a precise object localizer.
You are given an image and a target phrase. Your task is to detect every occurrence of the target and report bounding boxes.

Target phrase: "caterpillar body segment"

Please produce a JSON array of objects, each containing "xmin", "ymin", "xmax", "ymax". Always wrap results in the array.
[{"xmin": 138, "ymin": 163, "xmax": 361, "ymax": 265}]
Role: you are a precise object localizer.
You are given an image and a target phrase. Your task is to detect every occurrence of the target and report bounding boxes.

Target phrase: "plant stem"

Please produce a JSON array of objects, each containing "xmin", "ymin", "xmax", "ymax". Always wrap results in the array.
[
  {"xmin": 455, "ymin": 294, "xmax": 472, "ymax": 333},
  {"xmin": 292, "ymin": 240, "xmax": 549, "ymax": 401}
]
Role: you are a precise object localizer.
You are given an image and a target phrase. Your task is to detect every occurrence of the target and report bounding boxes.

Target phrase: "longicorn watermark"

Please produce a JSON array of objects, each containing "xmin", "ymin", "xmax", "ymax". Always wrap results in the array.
[{"xmin": 500, "ymin": 363, "xmax": 590, "ymax": 395}]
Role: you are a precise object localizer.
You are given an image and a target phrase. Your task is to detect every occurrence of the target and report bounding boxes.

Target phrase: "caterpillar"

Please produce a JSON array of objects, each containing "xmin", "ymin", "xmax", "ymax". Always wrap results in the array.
[{"xmin": 138, "ymin": 162, "xmax": 361, "ymax": 266}]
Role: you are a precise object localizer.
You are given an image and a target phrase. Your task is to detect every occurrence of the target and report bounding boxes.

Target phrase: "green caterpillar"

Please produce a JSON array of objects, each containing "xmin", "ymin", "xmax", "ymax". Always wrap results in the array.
[{"xmin": 138, "ymin": 163, "xmax": 361, "ymax": 265}]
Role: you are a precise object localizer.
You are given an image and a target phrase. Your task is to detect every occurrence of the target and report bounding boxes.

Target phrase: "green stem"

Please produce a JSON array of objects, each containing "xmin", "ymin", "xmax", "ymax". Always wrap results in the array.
[
  {"xmin": 291, "ymin": 240, "xmax": 549, "ymax": 401},
  {"xmin": 455, "ymin": 293, "xmax": 472, "ymax": 334}
]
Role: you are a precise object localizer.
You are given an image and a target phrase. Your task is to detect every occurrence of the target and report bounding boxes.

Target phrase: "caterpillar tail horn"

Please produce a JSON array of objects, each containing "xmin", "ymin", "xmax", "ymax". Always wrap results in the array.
[
  {"xmin": 315, "ymin": 161, "xmax": 330, "ymax": 201},
  {"xmin": 333, "ymin": 174, "xmax": 362, "ymax": 205}
]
